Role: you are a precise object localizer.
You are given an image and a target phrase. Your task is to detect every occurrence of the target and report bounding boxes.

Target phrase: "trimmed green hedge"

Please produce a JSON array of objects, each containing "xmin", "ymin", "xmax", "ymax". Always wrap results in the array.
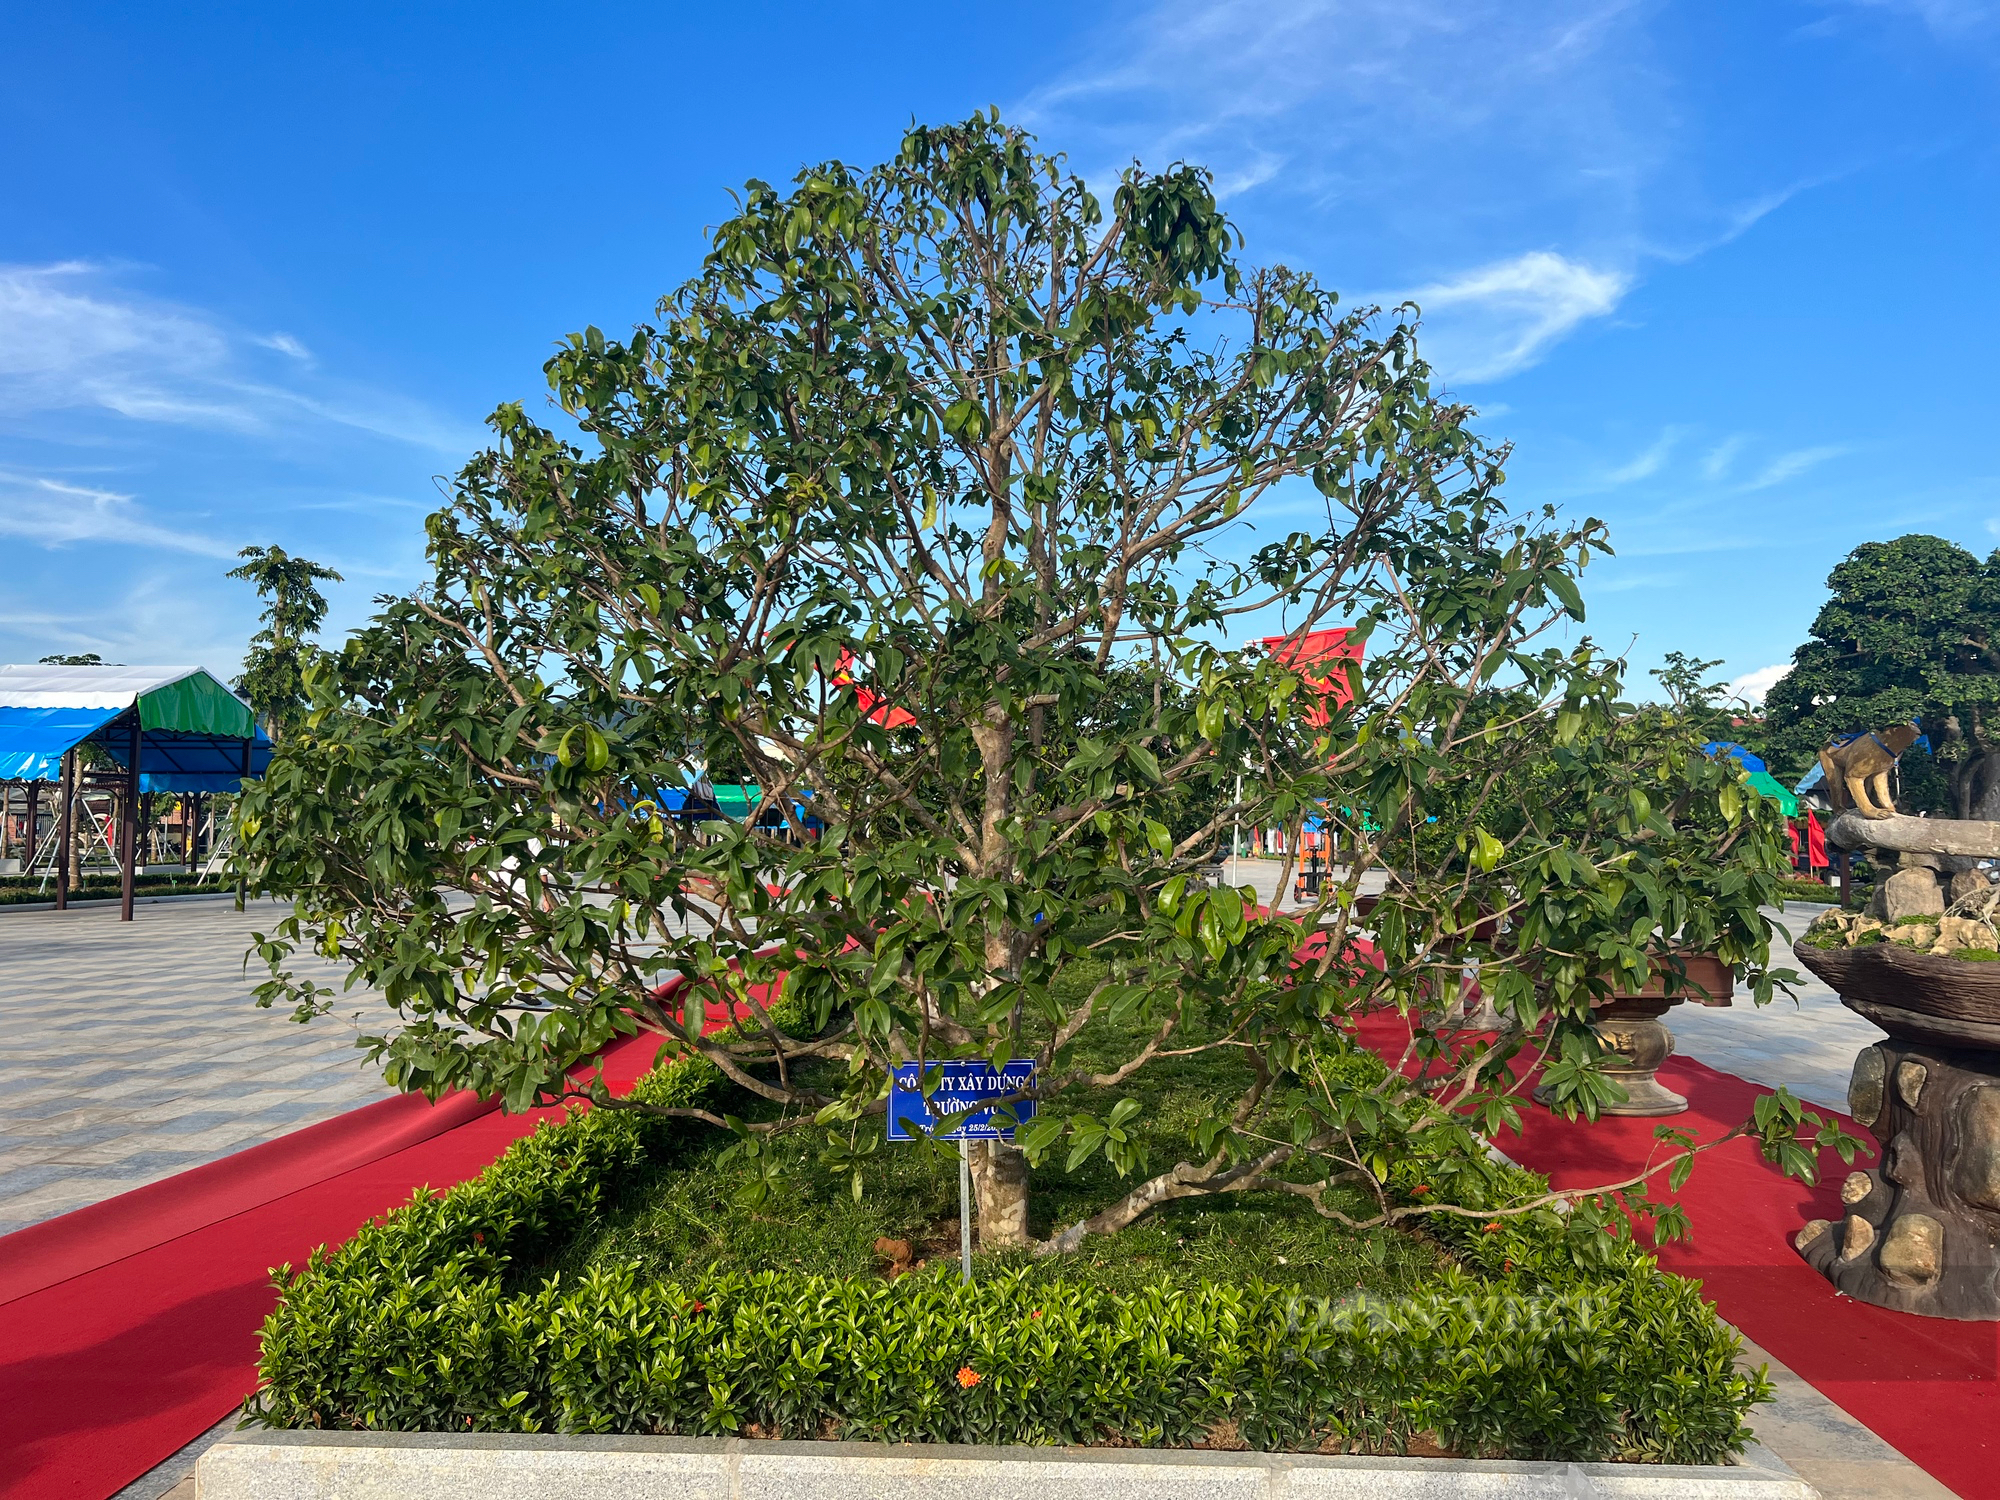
[
  {"xmin": 0, "ymin": 872, "xmax": 231, "ymax": 905},
  {"xmin": 254, "ymin": 1262, "xmax": 1755, "ymax": 1462},
  {"xmin": 247, "ymin": 1000, "xmax": 1768, "ymax": 1464}
]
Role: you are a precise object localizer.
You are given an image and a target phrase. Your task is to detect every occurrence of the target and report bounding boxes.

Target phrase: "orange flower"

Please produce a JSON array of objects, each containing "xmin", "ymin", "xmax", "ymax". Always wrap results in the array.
[
  {"xmin": 1030, "ymin": 1309, "xmax": 1043, "ymax": 1320},
  {"xmin": 1412, "ymin": 1184, "xmax": 1430, "ymax": 1195},
  {"xmin": 956, "ymin": 1367, "xmax": 982, "ymax": 1389},
  {"xmin": 1482, "ymin": 1221, "xmax": 1502, "ymax": 1234}
]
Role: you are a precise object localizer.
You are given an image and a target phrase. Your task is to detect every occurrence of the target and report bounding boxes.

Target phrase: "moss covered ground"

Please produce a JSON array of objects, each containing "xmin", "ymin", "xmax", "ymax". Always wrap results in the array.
[{"xmin": 553, "ymin": 958, "xmax": 1454, "ymax": 1301}]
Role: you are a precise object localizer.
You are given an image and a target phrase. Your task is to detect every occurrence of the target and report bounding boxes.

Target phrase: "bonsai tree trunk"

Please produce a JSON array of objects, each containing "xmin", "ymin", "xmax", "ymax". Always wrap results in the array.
[{"xmin": 972, "ymin": 1141, "xmax": 1032, "ymax": 1247}]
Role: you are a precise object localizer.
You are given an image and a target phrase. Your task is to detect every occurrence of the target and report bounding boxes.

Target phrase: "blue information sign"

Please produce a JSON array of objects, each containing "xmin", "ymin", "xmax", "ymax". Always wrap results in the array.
[{"xmin": 887, "ymin": 1059, "xmax": 1037, "ymax": 1141}]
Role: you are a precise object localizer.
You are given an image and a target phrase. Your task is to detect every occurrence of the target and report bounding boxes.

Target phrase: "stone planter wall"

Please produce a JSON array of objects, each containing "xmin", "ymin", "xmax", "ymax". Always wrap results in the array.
[{"xmin": 194, "ymin": 1430, "xmax": 1816, "ymax": 1500}]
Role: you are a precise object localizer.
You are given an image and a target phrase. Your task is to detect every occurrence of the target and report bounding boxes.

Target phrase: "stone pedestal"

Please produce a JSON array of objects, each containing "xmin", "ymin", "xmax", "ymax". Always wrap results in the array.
[
  {"xmin": 1588, "ymin": 996, "xmax": 1687, "ymax": 1116},
  {"xmin": 1794, "ymin": 939, "xmax": 2000, "ymax": 1319},
  {"xmin": 1796, "ymin": 1038, "xmax": 2000, "ymax": 1320}
]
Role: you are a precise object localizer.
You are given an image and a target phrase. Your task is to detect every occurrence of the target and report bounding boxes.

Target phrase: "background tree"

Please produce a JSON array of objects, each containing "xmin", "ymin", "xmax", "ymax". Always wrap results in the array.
[
  {"xmin": 241, "ymin": 116, "xmax": 1841, "ymax": 1255},
  {"xmin": 1644, "ymin": 650, "xmax": 1773, "ymax": 774},
  {"xmin": 1764, "ymin": 535, "xmax": 2000, "ymax": 817},
  {"xmin": 228, "ymin": 546, "xmax": 344, "ymax": 740},
  {"xmin": 39, "ymin": 653, "xmax": 112, "ymax": 666}
]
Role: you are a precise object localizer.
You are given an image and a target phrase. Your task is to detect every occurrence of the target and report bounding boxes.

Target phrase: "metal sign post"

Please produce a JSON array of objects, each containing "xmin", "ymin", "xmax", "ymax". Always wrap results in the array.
[
  {"xmin": 958, "ymin": 1140, "xmax": 973, "ymax": 1283},
  {"xmin": 887, "ymin": 1059, "xmax": 1037, "ymax": 1287}
]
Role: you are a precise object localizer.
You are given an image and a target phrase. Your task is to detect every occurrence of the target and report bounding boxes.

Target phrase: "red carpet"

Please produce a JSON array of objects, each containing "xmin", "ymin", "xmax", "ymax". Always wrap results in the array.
[
  {"xmin": 1356, "ymin": 1009, "xmax": 1998, "ymax": 1499},
  {"xmin": 0, "ymin": 984, "xmax": 756, "ymax": 1500}
]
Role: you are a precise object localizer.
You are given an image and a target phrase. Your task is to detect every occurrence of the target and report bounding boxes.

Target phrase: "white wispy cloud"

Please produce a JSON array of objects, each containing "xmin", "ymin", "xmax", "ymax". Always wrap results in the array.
[
  {"xmin": 1742, "ymin": 445, "xmax": 1848, "ymax": 491},
  {"xmin": 1020, "ymin": 0, "xmax": 1644, "ymax": 190},
  {"xmin": 1591, "ymin": 570, "xmax": 1682, "ymax": 593},
  {"xmin": 0, "ymin": 262, "xmax": 469, "ymax": 451},
  {"xmin": 1603, "ymin": 430, "xmax": 1681, "ymax": 486},
  {"xmin": 1401, "ymin": 252, "xmax": 1631, "ymax": 383},
  {"xmin": 1700, "ymin": 435, "xmax": 1748, "ymax": 481},
  {"xmin": 1013, "ymin": 2, "xmax": 1720, "ymax": 382},
  {"xmin": 1728, "ymin": 663, "xmax": 1790, "ymax": 704},
  {"xmin": 0, "ymin": 474, "xmax": 238, "ymax": 557},
  {"xmin": 255, "ymin": 331, "xmax": 313, "ymax": 361},
  {"xmin": 1834, "ymin": 0, "xmax": 1997, "ymax": 36},
  {"xmin": 0, "ymin": 576, "xmax": 261, "ymax": 679}
]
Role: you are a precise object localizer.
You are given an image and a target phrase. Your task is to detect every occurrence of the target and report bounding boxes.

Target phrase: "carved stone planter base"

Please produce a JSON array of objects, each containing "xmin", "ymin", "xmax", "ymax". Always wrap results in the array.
[
  {"xmin": 1592, "ymin": 1001, "xmax": 1689, "ymax": 1117},
  {"xmin": 1795, "ymin": 1038, "xmax": 2000, "ymax": 1321},
  {"xmin": 1536, "ymin": 997, "xmax": 1690, "ymax": 1117}
]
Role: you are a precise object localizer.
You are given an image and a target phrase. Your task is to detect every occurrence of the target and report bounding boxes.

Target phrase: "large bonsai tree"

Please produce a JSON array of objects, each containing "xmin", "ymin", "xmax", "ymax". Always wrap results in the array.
[
  {"xmin": 1765, "ymin": 535, "xmax": 2000, "ymax": 818},
  {"xmin": 229, "ymin": 545, "xmax": 345, "ymax": 742},
  {"xmin": 241, "ymin": 117, "xmax": 1844, "ymax": 1251}
]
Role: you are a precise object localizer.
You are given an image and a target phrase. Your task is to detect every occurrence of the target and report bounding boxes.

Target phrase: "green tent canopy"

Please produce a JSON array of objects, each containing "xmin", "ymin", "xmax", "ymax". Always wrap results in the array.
[
  {"xmin": 1743, "ymin": 770, "xmax": 1799, "ymax": 818},
  {"xmin": 710, "ymin": 783, "xmax": 762, "ymax": 822}
]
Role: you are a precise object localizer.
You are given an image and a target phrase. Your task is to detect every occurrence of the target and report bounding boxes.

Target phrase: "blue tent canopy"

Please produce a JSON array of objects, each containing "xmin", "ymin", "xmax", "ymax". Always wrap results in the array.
[
  {"xmin": 1702, "ymin": 741, "xmax": 1768, "ymax": 773},
  {"xmin": 0, "ymin": 665, "xmax": 271, "ymax": 792}
]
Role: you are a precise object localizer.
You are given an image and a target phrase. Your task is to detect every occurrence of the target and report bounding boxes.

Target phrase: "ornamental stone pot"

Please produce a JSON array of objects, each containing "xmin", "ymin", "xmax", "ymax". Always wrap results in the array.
[
  {"xmin": 1588, "ymin": 953, "xmax": 1733, "ymax": 1118},
  {"xmin": 1530, "ymin": 953, "xmax": 1733, "ymax": 1118},
  {"xmin": 1793, "ymin": 941, "xmax": 2000, "ymax": 1320}
]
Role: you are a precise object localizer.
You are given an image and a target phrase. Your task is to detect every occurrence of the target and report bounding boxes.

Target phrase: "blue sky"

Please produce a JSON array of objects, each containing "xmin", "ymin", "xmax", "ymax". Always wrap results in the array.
[{"xmin": 2, "ymin": 1, "xmax": 1995, "ymax": 702}]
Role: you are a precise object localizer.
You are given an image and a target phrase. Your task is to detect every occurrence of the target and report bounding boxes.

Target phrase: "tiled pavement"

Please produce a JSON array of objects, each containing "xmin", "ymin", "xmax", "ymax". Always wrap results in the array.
[
  {"xmin": 0, "ymin": 897, "xmax": 391, "ymax": 1237},
  {"xmin": 0, "ymin": 879, "xmax": 1869, "ymax": 1243}
]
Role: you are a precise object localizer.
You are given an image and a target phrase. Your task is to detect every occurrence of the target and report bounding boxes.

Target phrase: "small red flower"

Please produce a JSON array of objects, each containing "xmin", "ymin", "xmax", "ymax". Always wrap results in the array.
[
  {"xmin": 1483, "ymin": 1221, "xmax": 1502, "ymax": 1234},
  {"xmin": 692, "ymin": 1300, "xmax": 708, "ymax": 1313},
  {"xmin": 1412, "ymin": 1184, "xmax": 1430, "ymax": 1195},
  {"xmin": 1030, "ymin": 1309, "xmax": 1043, "ymax": 1320},
  {"xmin": 471, "ymin": 1231, "xmax": 485, "ymax": 1244},
  {"xmin": 956, "ymin": 1367, "xmax": 982, "ymax": 1389},
  {"xmin": 1502, "ymin": 1259, "xmax": 1514, "ymax": 1273}
]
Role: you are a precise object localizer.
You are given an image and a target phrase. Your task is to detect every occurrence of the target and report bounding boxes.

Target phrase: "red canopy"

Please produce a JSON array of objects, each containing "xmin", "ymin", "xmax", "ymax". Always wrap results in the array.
[
  {"xmin": 1260, "ymin": 628, "xmax": 1363, "ymax": 726},
  {"xmin": 829, "ymin": 650, "xmax": 918, "ymax": 729}
]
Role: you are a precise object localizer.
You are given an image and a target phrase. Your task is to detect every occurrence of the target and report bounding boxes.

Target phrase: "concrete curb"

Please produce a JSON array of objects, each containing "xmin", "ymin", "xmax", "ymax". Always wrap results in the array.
[
  {"xmin": 194, "ymin": 1431, "xmax": 1817, "ymax": 1499},
  {"xmin": 0, "ymin": 890, "xmax": 239, "ymax": 914}
]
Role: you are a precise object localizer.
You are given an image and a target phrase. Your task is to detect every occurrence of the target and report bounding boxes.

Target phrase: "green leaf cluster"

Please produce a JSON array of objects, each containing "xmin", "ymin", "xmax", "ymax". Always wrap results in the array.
[{"xmin": 1765, "ymin": 534, "xmax": 2000, "ymax": 814}]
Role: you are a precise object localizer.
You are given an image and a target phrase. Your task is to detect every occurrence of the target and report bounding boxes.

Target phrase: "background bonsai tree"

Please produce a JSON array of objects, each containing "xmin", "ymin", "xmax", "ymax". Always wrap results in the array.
[
  {"xmin": 229, "ymin": 544, "xmax": 344, "ymax": 742},
  {"xmin": 240, "ymin": 115, "xmax": 1847, "ymax": 1252},
  {"xmin": 1765, "ymin": 534, "xmax": 2000, "ymax": 817}
]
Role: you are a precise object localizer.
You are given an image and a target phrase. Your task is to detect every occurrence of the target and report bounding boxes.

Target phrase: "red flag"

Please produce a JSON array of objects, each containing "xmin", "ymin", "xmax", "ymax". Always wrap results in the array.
[
  {"xmin": 1260, "ymin": 628, "xmax": 1363, "ymax": 727},
  {"xmin": 1806, "ymin": 808, "xmax": 1827, "ymax": 871},
  {"xmin": 829, "ymin": 650, "xmax": 918, "ymax": 729}
]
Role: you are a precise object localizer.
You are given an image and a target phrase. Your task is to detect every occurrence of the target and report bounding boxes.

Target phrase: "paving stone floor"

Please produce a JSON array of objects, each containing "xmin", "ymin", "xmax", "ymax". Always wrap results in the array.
[{"xmin": 0, "ymin": 897, "xmax": 391, "ymax": 1237}]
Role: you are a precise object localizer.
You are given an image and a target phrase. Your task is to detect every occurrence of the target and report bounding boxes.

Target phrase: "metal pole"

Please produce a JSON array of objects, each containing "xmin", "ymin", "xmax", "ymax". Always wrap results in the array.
[
  {"xmin": 120, "ymin": 715, "xmax": 140, "ymax": 920},
  {"xmin": 24, "ymin": 782, "xmax": 39, "ymax": 867},
  {"xmin": 55, "ymin": 750, "xmax": 74, "ymax": 910},
  {"xmin": 958, "ymin": 1139, "xmax": 973, "ymax": 1284},
  {"xmin": 235, "ymin": 738, "xmax": 251, "ymax": 910},
  {"xmin": 1232, "ymin": 772, "xmax": 1242, "ymax": 877}
]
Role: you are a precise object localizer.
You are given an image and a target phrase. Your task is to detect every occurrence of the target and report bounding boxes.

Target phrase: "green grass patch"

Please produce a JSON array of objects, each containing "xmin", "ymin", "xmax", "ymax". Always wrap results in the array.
[{"xmin": 556, "ymin": 957, "xmax": 1446, "ymax": 1302}]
